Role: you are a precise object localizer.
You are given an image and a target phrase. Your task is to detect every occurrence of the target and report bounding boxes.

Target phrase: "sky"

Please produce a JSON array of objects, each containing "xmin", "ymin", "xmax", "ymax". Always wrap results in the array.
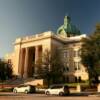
[{"xmin": 0, "ymin": 0, "xmax": 100, "ymax": 58}]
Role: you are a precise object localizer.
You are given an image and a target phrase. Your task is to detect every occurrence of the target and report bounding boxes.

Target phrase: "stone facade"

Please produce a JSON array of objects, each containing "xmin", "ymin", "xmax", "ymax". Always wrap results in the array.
[{"xmin": 5, "ymin": 31, "xmax": 88, "ymax": 82}]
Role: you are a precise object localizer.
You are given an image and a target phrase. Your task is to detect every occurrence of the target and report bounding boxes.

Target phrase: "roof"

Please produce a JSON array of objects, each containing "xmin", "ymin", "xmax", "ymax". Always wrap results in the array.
[{"xmin": 57, "ymin": 15, "xmax": 81, "ymax": 37}]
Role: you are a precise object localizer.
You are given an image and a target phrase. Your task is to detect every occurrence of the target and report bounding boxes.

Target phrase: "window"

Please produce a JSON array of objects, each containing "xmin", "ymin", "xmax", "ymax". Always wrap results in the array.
[
  {"xmin": 63, "ymin": 67, "xmax": 69, "ymax": 72},
  {"xmin": 74, "ymin": 49, "xmax": 81, "ymax": 57},
  {"xmin": 74, "ymin": 51, "xmax": 78, "ymax": 57},
  {"xmin": 75, "ymin": 77, "xmax": 77, "ymax": 82},
  {"xmin": 78, "ymin": 49, "xmax": 81, "ymax": 56},
  {"xmin": 64, "ymin": 52, "xmax": 67, "ymax": 58},
  {"xmin": 75, "ymin": 77, "xmax": 81, "ymax": 82},
  {"xmin": 74, "ymin": 62, "xmax": 80, "ymax": 70},
  {"xmin": 66, "ymin": 67, "xmax": 69, "ymax": 71},
  {"xmin": 79, "ymin": 77, "xmax": 81, "ymax": 82},
  {"xmin": 50, "ymin": 85, "xmax": 62, "ymax": 89},
  {"xmin": 8, "ymin": 59, "xmax": 11, "ymax": 64}
]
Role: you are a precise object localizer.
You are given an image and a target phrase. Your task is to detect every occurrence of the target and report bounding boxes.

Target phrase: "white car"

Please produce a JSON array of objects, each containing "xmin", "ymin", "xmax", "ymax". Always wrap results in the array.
[
  {"xmin": 45, "ymin": 84, "xmax": 69, "ymax": 96},
  {"xmin": 13, "ymin": 85, "xmax": 36, "ymax": 94}
]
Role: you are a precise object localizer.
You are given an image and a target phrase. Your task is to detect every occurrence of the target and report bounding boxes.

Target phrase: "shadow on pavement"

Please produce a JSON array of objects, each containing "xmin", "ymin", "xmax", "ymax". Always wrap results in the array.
[
  {"xmin": 65, "ymin": 92, "xmax": 100, "ymax": 97},
  {"xmin": 67, "ymin": 93, "xmax": 89, "ymax": 96},
  {"xmin": 0, "ymin": 93, "xmax": 31, "ymax": 96},
  {"xmin": 0, "ymin": 92, "xmax": 100, "ymax": 97}
]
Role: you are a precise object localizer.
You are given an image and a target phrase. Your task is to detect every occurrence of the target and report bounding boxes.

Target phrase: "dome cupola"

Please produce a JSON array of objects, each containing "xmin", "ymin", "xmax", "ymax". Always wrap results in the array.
[{"xmin": 57, "ymin": 15, "xmax": 81, "ymax": 37}]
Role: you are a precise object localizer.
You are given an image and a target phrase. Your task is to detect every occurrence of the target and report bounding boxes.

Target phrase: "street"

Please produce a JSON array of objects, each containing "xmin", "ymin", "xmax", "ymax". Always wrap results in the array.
[{"xmin": 0, "ymin": 93, "xmax": 100, "ymax": 100}]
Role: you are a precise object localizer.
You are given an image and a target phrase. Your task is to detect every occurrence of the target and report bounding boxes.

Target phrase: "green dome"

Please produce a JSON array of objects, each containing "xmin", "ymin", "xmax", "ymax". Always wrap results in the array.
[{"xmin": 57, "ymin": 16, "xmax": 81, "ymax": 37}]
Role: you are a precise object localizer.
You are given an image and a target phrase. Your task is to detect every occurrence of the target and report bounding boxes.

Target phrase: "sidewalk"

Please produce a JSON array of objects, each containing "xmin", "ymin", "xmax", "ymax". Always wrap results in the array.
[{"xmin": 69, "ymin": 91, "xmax": 100, "ymax": 97}]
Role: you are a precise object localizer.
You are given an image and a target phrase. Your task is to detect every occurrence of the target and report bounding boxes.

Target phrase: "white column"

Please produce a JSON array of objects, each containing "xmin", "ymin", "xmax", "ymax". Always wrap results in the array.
[
  {"xmin": 23, "ymin": 48, "xmax": 29, "ymax": 78},
  {"xmin": 34, "ymin": 46, "xmax": 39, "ymax": 76},
  {"xmin": 18, "ymin": 49, "xmax": 24, "ymax": 77},
  {"xmin": 35, "ymin": 46, "xmax": 39, "ymax": 64}
]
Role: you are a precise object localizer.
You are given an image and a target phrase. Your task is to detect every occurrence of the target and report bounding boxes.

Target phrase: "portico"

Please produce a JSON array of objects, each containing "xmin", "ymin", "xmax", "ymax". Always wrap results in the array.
[
  {"xmin": 18, "ymin": 46, "xmax": 43, "ymax": 78},
  {"xmin": 13, "ymin": 32, "xmax": 53, "ymax": 78}
]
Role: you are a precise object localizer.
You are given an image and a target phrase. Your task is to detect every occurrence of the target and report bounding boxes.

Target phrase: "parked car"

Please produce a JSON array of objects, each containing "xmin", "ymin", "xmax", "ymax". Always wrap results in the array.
[
  {"xmin": 13, "ymin": 84, "xmax": 36, "ymax": 94},
  {"xmin": 45, "ymin": 84, "xmax": 69, "ymax": 96}
]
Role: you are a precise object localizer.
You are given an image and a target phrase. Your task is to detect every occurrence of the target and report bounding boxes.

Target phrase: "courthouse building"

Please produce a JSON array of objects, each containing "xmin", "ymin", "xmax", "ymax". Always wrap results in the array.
[{"xmin": 5, "ymin": 16, "xmax": 88, "ymax": 82}]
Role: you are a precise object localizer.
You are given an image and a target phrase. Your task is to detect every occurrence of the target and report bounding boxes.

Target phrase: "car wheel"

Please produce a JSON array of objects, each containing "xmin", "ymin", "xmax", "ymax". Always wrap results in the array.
[
  {"xmin": 46, "ymin": 91, "xmax": 50, "ymax": 95},
  {"xmin": 59, "ymin": 92, "xmax": 63, "ymax": 96},
  {"xmin": 13, "ymin": 89, "xmax": 17, "ymax": 93},
  {"xmin": 25, "ymin": 90, "xmax": 28, "ymax": 94}
]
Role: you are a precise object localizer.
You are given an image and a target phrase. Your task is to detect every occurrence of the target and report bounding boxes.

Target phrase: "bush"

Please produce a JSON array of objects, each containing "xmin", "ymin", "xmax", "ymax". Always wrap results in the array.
[{"xmin": 0, "ymin": 87, "xmax": 13, "ymax": 92}]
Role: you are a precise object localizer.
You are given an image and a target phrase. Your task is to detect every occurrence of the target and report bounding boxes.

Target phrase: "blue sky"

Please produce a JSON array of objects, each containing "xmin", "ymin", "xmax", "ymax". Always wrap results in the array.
[{"xmin": 0, "ymin": 0, "xmax": 100, "ymax": 57}]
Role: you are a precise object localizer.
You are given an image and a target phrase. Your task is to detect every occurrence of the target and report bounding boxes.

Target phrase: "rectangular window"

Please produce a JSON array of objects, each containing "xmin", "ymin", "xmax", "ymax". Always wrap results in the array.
[
  {"xmin": 74, "ymin": 51, "xmax": 78, "ymax": 57},
  {"xmin": 74, "ymin": 62, "xmax": 80, "ymax": 70},
  {"xmin": 74, "ymin": 50, "xmax": 81, "ymax": 57},
  {"xmin": 64, "ymin": 52, "xmax": 67, "ymax": 58}
]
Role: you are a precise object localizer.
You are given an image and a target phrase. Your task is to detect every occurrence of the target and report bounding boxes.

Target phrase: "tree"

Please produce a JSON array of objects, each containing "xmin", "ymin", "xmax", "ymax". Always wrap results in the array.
[
  {"xmin": 36, "ymin": 48, "xmax": 64, "ymax": 87},
  {"xmin": 81, "ymin": 23, "xmax": 100, "ymax": 84},
  {"xmin": 34, "ymin": 57, "xmax": 43, "ymax": 79},
  {"xmin": 50, "ymin": 48, "xmax": 64, "ymax": 84},
  {"xmin": 0, "ymin": 59, "xmax": 13, "ymax": 83}
]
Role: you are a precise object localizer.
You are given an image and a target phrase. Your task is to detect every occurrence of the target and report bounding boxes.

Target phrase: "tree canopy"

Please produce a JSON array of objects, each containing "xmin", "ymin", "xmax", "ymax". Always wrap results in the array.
[
  {"xmin": 35, "ymin": 48, "xmax": 64, "ymax": 87},
  {"xmin": 81, "ymin": 23, "xmax": 100, "ymax": 82},
  {"xmin": 0, "ymin": 59, "xmax": 13, "ymax": 82}
]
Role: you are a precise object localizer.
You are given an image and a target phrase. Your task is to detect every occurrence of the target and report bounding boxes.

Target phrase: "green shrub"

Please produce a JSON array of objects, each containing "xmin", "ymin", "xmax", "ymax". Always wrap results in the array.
[{"xmin": 0, "ymin": 88, "xmax": 13, "ymax": 92}]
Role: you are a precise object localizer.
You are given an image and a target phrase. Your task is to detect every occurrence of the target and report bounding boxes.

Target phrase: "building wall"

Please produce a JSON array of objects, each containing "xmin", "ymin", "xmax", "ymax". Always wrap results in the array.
[
  {"xmin": 5, "ymin": 31, "xmax": 89, "ymax": 82},
  {"xmin": 13, "ymin": 31, "xmax": 54, "ymax": 77},
  {"xmin": 62, "ymin": 41, "xmax": 88, "ymax": 82}
]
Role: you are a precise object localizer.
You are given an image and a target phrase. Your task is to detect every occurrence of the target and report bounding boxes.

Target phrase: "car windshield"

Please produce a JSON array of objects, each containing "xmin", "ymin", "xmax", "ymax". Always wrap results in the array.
[
  {"xmin": 18, "ymin": 85, "xmax": 28, "ymax": 88},
  {"xmin": 50, "ymin": 85, "xmax": 63, "ymax": 89}
]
